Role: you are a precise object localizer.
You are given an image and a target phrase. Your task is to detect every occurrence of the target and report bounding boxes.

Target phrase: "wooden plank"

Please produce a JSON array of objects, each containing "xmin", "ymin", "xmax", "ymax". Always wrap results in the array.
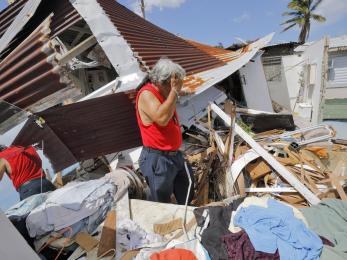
[
  {"xmin": 68, "ymin": 25, "xmax": 92, "ymax": 35},
  {"xmin": 187, "ymin": 146, "xmax": 215, "ymax": 163},
  {"xmin": 171, "ymin": 217, "xmax": 197, "ymax": 240},
  {"xmin": 121, "ymin": 249, "xmax": 141, "ymax": 260},
  {"xmin": 153, "ymin": 218, "xmax": 183, "ymax": 236},
  {"xmin": 53, "ymin": 172, "xmax": 64, "ymax": 188},
  {"xmin": 210, "ymin": 103, "xmax": 321, "ymax": 205},
  {"xmin": 246, "ymin": 187, "xmax": 297, "ymax": 193},
  {"xmin": 97, "ymin": 210, "xmax": 116, "ymax": 257},
  {"xmin": 247, "ymin": 160, "xmax": 272, "ymax": 180},
  {"xmin": 58, "ymin": 35, "xmax": 97, "ymax": 65},
  {"xmin": 224, "ymin": 101, "xmax": 236, "ymax": 165}
]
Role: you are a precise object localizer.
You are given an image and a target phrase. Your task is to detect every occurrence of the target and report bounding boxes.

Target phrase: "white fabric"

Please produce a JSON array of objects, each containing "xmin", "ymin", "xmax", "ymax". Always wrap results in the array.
[
  {"xmin": 116, "ymin": 218, "xmax": 163, "ymax": 259},
  {"xmin": 26, "ymin": 177, "xmax": 116, "ymax": 237}
]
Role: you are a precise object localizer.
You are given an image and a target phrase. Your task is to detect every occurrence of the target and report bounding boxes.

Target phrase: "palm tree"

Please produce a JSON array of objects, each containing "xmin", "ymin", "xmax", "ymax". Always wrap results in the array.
[{"xmin": 281, "ymin": 0, "xmax": 326, "ymax": 43}]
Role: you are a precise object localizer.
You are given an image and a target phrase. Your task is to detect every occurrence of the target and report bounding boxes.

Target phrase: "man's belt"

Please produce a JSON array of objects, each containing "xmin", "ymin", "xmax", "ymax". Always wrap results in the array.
[
  {"xmin": 143, "ymin": 146, "xmax": 179, "ymax": 156},
  {"xmin": 19, "ymin": 176, "xmax": 46, "ymax": 190}
]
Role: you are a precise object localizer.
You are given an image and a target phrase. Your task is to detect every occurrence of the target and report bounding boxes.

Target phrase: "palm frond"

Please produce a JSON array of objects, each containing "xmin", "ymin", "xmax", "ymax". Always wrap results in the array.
[
  {"xmin": 282, "ymin": 11, "xmax": 300, "ymax": 16},
  {"xmin": 281, "ymin": 17, "xmax": 303, "ymax": 25},
  {"xmin": 311, "ymin": 0, "xmax": 323, "ymax": 11},
  {"xmin": 312, "ymin": 14, "xmax": 326, "ymax": 22},
  {"xmin": 281, "ymin": 23, "xmax": 297, "ymax": 33}
]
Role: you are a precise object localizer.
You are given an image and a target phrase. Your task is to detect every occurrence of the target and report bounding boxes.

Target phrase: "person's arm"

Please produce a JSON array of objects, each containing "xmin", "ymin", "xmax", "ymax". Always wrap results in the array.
[
  {"xmin": 0, "ymin": 159, "xmax": 6, "ymax": 181},
  {"xmin": 139, "ymin": 76, "xmax": 182, "ymax": 126}
]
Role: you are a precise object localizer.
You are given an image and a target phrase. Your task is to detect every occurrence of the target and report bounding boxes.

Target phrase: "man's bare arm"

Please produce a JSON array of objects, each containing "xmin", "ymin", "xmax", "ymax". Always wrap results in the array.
[
  {"xmin": 0, "ymin": 159, "xmax": 6, "ymax": 181},
  {"xmin": 139, "ymin": 75, "xmax": 183, "ymax": 126},
  {"xmin": 139, "ymin": 88, "xmax": 178, "ymax": 126}
]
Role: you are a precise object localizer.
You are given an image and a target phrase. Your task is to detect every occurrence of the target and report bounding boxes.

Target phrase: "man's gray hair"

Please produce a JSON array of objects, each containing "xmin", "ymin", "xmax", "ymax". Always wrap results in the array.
[{"xmin": 149, "ymin": 58, "xmax": 186, "ymax": 86}]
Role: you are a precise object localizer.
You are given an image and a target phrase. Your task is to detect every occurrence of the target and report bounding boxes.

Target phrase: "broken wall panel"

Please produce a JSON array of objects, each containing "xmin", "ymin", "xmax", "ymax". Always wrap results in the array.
[
  {"xmin": 0, "ymin": 16, "xmax": 74, "ymax": 109},
  {"xmin": 13, "ymin": 92, "xmax": 142, "ymax": 171}
]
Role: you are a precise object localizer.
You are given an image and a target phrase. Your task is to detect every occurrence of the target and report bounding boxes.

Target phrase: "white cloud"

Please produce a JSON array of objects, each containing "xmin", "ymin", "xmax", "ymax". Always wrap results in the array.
[
  {"xmin": 315, "ymin": 0, "xmax": 347, "ymax": 25},
  {"xmin": 232, "ymin": 12, "xmax": 250, "ymax": 23},
  {"xmin": 130, "ymin": 0, "xmax": 186, "ymax": 15}
]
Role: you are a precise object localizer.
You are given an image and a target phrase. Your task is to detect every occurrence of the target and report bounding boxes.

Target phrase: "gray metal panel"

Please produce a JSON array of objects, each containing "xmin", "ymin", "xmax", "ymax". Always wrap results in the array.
[
  {"xmin": 0, "ymin": 211, "xmax": 40, "ymax": 260},
  {"xmin": 0, "ymin": 0, "xmax": 42, "ymax": 54}
]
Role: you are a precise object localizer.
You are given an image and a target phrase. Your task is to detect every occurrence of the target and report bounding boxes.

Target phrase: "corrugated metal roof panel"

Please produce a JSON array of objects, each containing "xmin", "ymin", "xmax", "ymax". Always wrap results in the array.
[
  {"xmin": 0, "ymin": 0, "xmax": 27, "ymax": 38},
  {"xmin": 182, "ymin": 33, "xmax": 274, "ymax": 94},
  {"xmin": 13, "ymin": 92, "xmax": 142, "ymax": 171},
  {"xmin": 0, "ymin": 0, "xmax": 82, "ymax": 60},
  {"xmin": 0, "ymin": 16, "xmax": 74, "ymax": 109},
  {"xmin": 97, "ymin": 0, "xmax": 226, "ymax": 75},
  {"xmin": 0, "ymin": 0, "xmax": 42, "ymax": 55}
]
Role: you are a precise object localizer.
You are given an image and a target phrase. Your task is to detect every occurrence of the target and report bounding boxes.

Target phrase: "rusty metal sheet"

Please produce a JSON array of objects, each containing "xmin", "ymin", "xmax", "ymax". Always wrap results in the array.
[
  {"xmin": 13, "ymin": 92, "xmax": 142, "ymax": 171},
  {"xmin": 0, "ymin": 15, "xmax": 74, "ymax": 109},
  {"xmin": 0, "ymin": 0, "xmax": 82, "ymax": 60},
  {"xmin": 96, "ymin": 0, "xmax": 226, "ymax": 75}
]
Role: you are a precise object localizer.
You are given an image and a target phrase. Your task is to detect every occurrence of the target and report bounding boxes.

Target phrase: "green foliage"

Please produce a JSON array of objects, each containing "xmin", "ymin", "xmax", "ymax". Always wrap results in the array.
[
  {"xmin": 281, "ymin": 0, "xmax": 326, "ymax": 43},
  {"xmin": 236, "ymin": 119, "xmax": 254, "ymax": 137}
]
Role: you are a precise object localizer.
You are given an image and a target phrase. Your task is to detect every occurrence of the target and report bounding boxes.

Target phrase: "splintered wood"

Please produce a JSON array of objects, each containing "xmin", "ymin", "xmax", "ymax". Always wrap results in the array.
[{"xmin": 184, "ymin": 102, "xmax": 347, "ymax": 207}]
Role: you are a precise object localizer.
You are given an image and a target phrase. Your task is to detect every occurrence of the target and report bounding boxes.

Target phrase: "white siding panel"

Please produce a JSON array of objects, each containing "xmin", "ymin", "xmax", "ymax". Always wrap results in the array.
[{"xmin": 328, "ymin": 53, "xmax": 347, "ymax": 87}]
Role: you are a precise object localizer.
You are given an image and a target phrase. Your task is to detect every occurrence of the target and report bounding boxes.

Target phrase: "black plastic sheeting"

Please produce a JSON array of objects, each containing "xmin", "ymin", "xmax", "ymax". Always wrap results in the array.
[
  {"xmin": 13, "ymin": 92, "xmax": 142, "ymax": 171},
  {"xmin": 240, "ymin": 114, "xmax": 295, "ymax": 133}
]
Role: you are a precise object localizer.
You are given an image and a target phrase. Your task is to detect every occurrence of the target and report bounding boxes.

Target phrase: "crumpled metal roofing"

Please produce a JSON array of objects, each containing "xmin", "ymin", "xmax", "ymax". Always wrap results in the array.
[
  {"xmin": 0, "ymin": 0, "xmax": 42, "ymax": 55},
  {"xmin": 96, "ymin": 0, "xmax": 226, "ymax": 75},
  {"xmin": 0, "ymin": 16, "xmax": 74, "ymax": 109},
  {"xmin": 182, "ymin": 33, "xmax": 275, "ymax": 95},
  {"xmin": 13, "ymin": 92, "xmax": 142, "ymax": 171},
  {"xmin": 0, "ymin": 0, "xmax": 27, "ymax": 38},
  {"xmin": 0, "ymin": 0, "xmax": 82, "ymax": 60},
  {"xmin": 187, "ymin": 39, "xmax": 248, "ymax": 63}
]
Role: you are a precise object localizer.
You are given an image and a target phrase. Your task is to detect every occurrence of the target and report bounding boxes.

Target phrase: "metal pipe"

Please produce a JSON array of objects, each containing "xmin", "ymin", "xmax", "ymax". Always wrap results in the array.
[{"xmin": 182, "ymin": 161, "xmax": 192, "ymax": 241}]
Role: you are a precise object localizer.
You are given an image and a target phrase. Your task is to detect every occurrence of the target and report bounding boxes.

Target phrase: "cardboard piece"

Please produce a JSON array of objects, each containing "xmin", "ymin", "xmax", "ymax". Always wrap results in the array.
[
  {"xmin": 75, "ymin": 232, "xmax": 99, "ymax": 252},
  {"xmin": 153, "ymin": 218, "xmax": 183, "ymax": 236},
  {"xmin": 97, "ymin": 210, "xmax": 116, "ymax": 257}
]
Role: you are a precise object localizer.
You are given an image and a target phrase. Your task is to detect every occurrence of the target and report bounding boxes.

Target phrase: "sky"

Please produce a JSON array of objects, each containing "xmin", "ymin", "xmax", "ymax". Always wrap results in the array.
[
  {"xmin": 116, "ymin": 0, "xmax": 347, "ymax": 47},
  {"xmin": 0, "ymin": 0, "xmax": 346, "ymax": 209},
  {"xmin": 0, "ymin": 0, "xmax": 346, "ymax": 45}
]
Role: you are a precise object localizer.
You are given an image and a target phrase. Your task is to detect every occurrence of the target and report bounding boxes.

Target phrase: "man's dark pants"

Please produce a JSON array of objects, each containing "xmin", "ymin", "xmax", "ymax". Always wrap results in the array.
[
  {"xmin": 18, "ymin": 178, "xmax": 56, "ymax": 201},
  {"xmin": 139, "ymin": 147, "xmax": 194, "ymax": 204}
]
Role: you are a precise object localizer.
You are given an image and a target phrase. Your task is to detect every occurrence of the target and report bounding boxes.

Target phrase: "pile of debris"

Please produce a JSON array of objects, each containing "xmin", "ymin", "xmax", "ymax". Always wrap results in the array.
[
  {"xmin": 4, "ymin": 101, "xmax": 347, "ymax": 260},
  {"xmin": 184, "ymin": 102, "xmax": 347, "ymax": 208}
]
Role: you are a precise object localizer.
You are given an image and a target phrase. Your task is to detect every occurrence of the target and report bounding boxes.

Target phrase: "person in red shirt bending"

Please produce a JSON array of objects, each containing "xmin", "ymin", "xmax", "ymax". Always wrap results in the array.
[
  {"xmin": 136, "ymin": 58, "xmax": 194, "ymax": 204},
  {"xmin": 0, "ymin": 145, "xmax": 55, "ymax": 201}
]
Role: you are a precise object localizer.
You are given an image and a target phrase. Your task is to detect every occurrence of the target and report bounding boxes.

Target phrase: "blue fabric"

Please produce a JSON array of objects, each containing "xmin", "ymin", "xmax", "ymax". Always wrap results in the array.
[{"xmin": 234, "ymin": 199, "xmax": 323, "ymax": 260}]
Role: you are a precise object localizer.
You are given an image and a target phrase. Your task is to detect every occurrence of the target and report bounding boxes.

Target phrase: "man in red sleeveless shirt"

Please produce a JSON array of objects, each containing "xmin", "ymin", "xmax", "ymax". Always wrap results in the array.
[
  {"xmin": 0, "ymin": 145, "xmax": 56, "ymax": 201},
  {"xmin": 136, "ymin": 58, "xmax": 194, "ymax": 204}
]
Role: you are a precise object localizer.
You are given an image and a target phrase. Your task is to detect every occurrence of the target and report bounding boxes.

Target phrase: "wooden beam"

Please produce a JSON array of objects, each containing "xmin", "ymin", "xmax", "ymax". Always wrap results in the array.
[
  {"xmin": 71, "ymin": 25, "xmax": 91, "ymax": 46},
  {"xmin": 68, "ymin": 25, "xmax": 92, "ymax": 35},
  {"xmin": 210, "ymin": 103, "xmax": 321, "ymax": 205},
  {"xmin": 58, "ymin": 35, "xmax": 97, "ymax": 65}
]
